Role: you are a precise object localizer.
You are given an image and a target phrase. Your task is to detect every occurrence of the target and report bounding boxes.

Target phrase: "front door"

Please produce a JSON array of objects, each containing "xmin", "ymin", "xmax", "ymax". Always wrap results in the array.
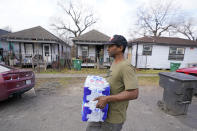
[{"xmin": 43, "ymin": 44, "xmax": 51, "ymax": 63}]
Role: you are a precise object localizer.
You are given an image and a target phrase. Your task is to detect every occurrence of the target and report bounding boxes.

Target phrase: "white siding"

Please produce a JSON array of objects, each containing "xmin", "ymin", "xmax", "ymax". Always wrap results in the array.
[
  {"xmin": 180, "ymin": 47, "xmax": 197, "ymax": 67},
  {"xmin": 131, "ymin": 44, "xmax": 197, "ymax": 69},
  {"xmin": 78, "ymin": 45, "xmax": 81, "ymax": 56},
  {"xmin": 13, "ymin": 43, "xmax": 20, "ymax": 54},
  {"xmin": 78, "ymin": 45, "xmax": 96, "ymax": 57},
  {"xmin": 89, "ymin": 45, "xmax": 95, "ymax": 57},
  {"xmin": 52, "ymin": 44, "xmax": 59, "ymax": 61},
  {"xmin": 149, "ymin": 45, "xmax": 170, "ymax": 69},
  {"xmin": 21, "ymin": 43, "xmax": 25, "ymax": 56},
  {"xmin": 104, "ymin": 45, "xmax": 109, "ymax": 62},
  {"xmin": 127, "ymin": 47, "xmax": 132, "ymax": 63},
  {"xmin": 34, "ymin": 43, "xmax": 42, "ymax": 55},
  {"xmin": 124, "ymin": 47, "xmax": 128, "ymax": 59}
]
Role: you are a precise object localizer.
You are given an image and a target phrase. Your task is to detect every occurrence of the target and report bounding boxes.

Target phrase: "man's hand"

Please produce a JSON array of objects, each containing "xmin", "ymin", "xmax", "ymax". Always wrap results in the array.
[
  {"xmin": 94, "ymin": 96, "xmax": 108, "ymax": 109},
  {"xmin": 93, "ymin": 89, "xmax": 138, "ymax": 109}
]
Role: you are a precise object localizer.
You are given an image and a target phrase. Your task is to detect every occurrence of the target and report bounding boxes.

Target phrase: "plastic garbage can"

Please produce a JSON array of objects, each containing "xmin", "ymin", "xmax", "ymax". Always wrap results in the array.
[
  {"xmin": 72, "ymin": 59, "xmax": 82, "ymax": 70},
  {"xmin": 170, "ymin": 62, "xmax": 181, "ymax": 72},
  {"xmin": 158, "ymin": 72, "xmax": 197, "ymax": 115}
]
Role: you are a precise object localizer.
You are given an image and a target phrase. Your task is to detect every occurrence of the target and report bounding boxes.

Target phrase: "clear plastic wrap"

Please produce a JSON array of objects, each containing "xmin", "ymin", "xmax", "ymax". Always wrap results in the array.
[{"xmin": 81, "ymin": 75, "xmax": 110, "ymax": 122}]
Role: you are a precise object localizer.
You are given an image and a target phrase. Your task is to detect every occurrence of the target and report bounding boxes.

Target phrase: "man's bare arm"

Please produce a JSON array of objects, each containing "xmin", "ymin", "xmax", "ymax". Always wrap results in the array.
[
  {"xmin": 94, "ymin": 88, "xmax": 138, "ymax": 109},
  {"xmin": 107, "ymin": 88, "xmax": 138, "ymax": 102}
]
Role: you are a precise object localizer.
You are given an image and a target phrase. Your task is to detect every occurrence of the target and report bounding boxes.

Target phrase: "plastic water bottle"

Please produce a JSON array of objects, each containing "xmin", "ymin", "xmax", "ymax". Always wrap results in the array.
[{"xmin": 82, "ymin": 75, "xmax": 110, "ymax": 122}]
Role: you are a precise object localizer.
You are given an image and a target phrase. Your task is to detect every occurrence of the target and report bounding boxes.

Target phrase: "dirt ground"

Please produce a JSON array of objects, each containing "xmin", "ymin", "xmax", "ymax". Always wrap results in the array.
[{"xmin": 0, "ymin": 78, "xmax": 197, "ymax": 131}]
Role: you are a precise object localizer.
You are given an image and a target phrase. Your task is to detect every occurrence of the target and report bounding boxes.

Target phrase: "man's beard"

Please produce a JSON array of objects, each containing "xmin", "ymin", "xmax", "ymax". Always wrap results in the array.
[{"xmin": 108, "ymin": 52, "xmax": 115, "ymax": 58}]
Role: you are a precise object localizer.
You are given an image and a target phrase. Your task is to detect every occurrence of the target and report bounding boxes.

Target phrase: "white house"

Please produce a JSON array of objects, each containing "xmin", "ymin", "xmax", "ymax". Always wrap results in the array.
[
  {"xmin": 128, "ymin": 36, "xmax": 197, "ymax": 69},
  {"xmin": 72, "ymin": 30, "xmax": 112, "ymax": 67},
  {"xmin": 0, "ymin": 26, "xmax": 71, "ymax": 66}
]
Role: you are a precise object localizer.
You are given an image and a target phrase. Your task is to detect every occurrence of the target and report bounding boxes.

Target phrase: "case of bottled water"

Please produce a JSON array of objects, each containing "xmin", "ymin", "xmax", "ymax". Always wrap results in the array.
[{"xmin": 81, "ymin": 75, "xmax": 110, "ymax": 122}]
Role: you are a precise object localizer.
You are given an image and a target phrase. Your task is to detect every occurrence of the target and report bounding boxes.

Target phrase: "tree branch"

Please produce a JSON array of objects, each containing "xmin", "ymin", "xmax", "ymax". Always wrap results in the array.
[{"xmin": 52, "ymin": 1, "xmax": 97, "ymax": 37}]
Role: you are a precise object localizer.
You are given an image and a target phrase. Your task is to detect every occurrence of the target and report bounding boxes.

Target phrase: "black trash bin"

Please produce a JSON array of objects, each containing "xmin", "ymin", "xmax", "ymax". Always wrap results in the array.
[{"xmin": 158, "ymin": 72, "xmax": 197, "ymax": 116}]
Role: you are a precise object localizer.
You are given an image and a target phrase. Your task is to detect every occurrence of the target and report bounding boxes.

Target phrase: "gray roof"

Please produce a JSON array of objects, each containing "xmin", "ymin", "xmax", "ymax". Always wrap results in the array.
[
  {"xmin": 0, "ymin": 26, "xmax": 69, "ymax": 46},
  {"xmin": 0, "ymin": 29, "xmax": 10, "ymax": 36},
  {"xmin": 129, "ymin": 36, "xmax": 197, "ymax": 46},
  {"xmin": 72, "ymin": 29, "xmax": 110, "ymax": 43}
]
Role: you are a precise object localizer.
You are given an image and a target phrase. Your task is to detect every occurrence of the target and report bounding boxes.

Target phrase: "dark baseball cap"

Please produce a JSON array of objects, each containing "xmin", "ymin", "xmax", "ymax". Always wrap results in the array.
[{"xmin": 106, "ymin": 35, "xmax": 127, "ymax": 47}]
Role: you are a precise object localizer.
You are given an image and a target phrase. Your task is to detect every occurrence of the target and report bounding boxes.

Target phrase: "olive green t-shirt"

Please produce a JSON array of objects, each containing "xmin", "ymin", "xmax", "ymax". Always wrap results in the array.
[{"xmin": 106, "ymin": 60, "xmax": 138, "ymax": 124}]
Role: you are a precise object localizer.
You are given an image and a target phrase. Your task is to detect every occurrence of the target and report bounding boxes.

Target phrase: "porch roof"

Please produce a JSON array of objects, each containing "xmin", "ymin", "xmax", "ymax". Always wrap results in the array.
[
  {"xmin": 74, "ymin": 41, "xmax": 106, "ymax": 45},
  {"xmin": 73, "ymin": 29, "xmax": 110, "ymax": 43},
  {"xmin": 0, "ymin": 26, "xmax": 70, "ymax": 47},
  {"xmin": 0, "ymin": 29, "xmax": 10, "ymax": 36}
]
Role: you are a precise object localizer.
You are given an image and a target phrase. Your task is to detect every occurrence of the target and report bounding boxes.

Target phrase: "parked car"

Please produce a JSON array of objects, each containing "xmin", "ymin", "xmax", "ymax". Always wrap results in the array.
[
  {"xmin": 176, "ymin": 67, "xmax": 197, "ymax": 95},
  {"xmin": 0, "ymin": 64, "xmax": 35, "ymax": 101},
  {"xmin": 176, "ymin": 67, "xmax": 197, "ymax": 76}
]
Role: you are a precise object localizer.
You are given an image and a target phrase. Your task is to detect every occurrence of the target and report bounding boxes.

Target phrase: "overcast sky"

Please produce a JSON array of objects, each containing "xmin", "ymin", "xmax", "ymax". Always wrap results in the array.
[{"xmin": 0, "ymin": 0, "xmax": 197, "ymax": 40}]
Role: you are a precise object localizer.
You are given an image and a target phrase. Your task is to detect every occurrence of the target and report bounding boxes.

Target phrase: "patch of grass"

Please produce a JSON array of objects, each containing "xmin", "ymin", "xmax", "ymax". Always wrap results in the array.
[
  {"xmin": 35, "ymin": 76, "xmax": 159, "ymax": 89},
  {"xmin": 37, "ymin": 67, "xmax": 170, "ymax": 75},
  {"xmin": 56, "ymin": 78, "xmax": 72, "ymax": 88},
  {"xmin": 34, "ymin": 78, "xmax": 70, "ymax": 88},
  {"xmin": 34, "ymin": 78, "xmax": 55, "ymax": 88},
  {"xmin": 37, "ymin": 69, "xmax": 62, "ymax": 74},
  {"xmin": 136, "ymin": 69, "xmax": 169, "ymax": 74},
  {"xmin": 138, "ymin": 76, "xmax": 159, "ymax": 86},
  {"xmin": 38, "ymin": 68, "xmax": 108, "ymax": 74},
  {"xmin": 35, "ymin": 77, "xmax": 86, "ymax": 89},
  {"xmin": 62, "ymin": 68, "xmax": 108, "ymax": 74}
]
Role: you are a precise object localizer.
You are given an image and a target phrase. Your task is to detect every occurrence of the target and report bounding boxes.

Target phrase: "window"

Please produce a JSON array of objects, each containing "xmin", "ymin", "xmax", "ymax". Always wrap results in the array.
[
  {"xmin": 143, "ymin": 45, "xmax": 152, "ymax": 55},
  {"xmin": 44, "ymin": 46, "xmax": 49, "ymax": 56},
  {"xmin": 168, "ymin": 47, "xmax": 185, "ymax": 61},
  {"xmin": 81, "ymin": 46, "xmax": 88, "ymax": 57},
  {"xmin": 25, "ymin": 44, "xmax": 33, "ymax": 55}
]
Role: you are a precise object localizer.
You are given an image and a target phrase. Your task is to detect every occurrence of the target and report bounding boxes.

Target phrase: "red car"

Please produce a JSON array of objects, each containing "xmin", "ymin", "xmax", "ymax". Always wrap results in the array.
[
  {"xmin": 176, "ymin": 67, "xmax": 197, "ymax": 76},
  {"xmin": 0, "ymin": 64, "xmax": 35, "ymax": 101}
]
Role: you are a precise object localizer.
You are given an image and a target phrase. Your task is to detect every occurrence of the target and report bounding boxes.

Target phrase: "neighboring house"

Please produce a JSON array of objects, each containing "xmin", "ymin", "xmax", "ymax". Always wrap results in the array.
[
  {"xmin": 72, "ymin": 30, "xmax": 111, "ymax": 67},
  {"xmin": 0, "ymin": 29, "xmax": 10, "ymax": 63},
  {"xmin": 0, "ymin": 26, "xmax": 71, "ymax": 66},
  {"xmin": 128, "ymin": 36, "xmax": 197, "ymax": 69}
]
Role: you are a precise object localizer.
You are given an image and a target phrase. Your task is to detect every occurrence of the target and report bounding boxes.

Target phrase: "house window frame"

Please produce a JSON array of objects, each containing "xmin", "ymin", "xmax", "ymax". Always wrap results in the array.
[
  {"xmin": 44, "ymin": 45, "xmax": 50, "ymax": 56},
  {"xmin": 81, "ymin": 45, "xmax": 89, "ymax": 57},
  {"xmin": 142, "ymin": 45, "xmax": 152, "ymax": 56},
  {"xmin": 168, "ymin": 46, "xmax": 185, "ymax": 61},
  {"xmin": 24, "ymin": 43, "xmax": 33, "ymax": 56}
]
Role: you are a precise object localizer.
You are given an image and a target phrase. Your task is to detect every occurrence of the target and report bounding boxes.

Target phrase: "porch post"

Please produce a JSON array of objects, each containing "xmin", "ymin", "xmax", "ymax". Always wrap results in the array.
[
  {"xmin": 19, "ymin": 42, "xmax": 22, "ymax": 67},
  {"xmin": 41, "ymin": 43, "xmax": 43, "ymax": 61},
  {"xmin": 76, "ymin": 44, "xmax": 78, "ymax": 58},
  {"xmin": 58, "ymin": 43, "xmax": 60, "ymax": 70},
  {"xmin": 32, "ymin": 43, "xmax": 35, "ymax": 69},
  {"xmin": 50, "ymin": 43, "xmax": 52, "ymax": 63}
]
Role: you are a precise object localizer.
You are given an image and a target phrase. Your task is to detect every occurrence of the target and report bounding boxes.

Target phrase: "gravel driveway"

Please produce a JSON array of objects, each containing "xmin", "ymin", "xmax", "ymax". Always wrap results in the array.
[{"xmin": 0, "ymin": 78, "xmax": 196, "ymax": 131}]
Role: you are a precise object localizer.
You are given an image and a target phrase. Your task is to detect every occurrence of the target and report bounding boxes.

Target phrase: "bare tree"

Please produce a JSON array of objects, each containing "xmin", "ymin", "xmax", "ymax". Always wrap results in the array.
[
  {"xmin": 51, "ymin": 1, "xmax": 97, "ymax": 37},
  {"xmin": 172, "ymin": 18, "xmax": 197, "ymax": 41},
  {"xmin": 134, "ymin": 0, "xmax": 181, "ymax": 37}
]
